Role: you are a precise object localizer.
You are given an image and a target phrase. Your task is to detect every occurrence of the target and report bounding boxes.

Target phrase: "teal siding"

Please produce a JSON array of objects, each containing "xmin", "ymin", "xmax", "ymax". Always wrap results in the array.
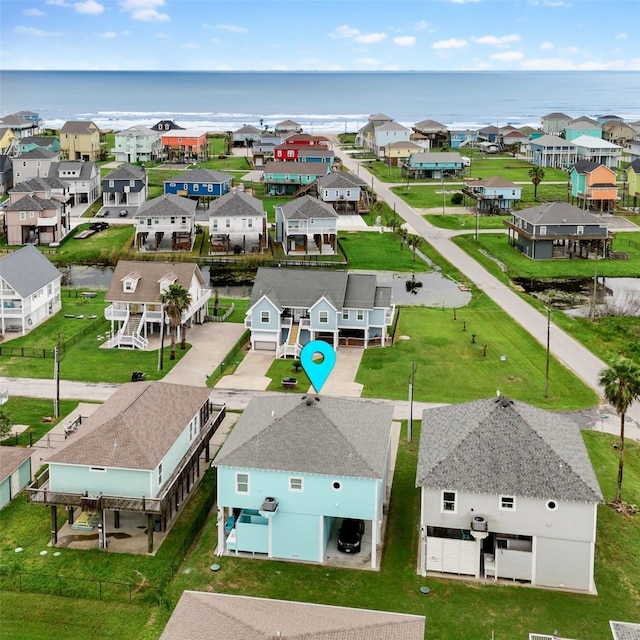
[
  {"xmin": 49, "ymin": 463, "xmax": 152, "ymax": 498},
  {"xmin": 17, "ymin": 459, "xmax": 31, "ymax": 489},
  {"xmin": 0, "ymin": 478, "xmax": 10, "ymax": 510},
  {"xmin": 272, "ymin": 512, "xmax": 321, "ymax": 561},
  {"xmin": 155, "ymin": 415, "xmax": 198, "ymax": 494}
]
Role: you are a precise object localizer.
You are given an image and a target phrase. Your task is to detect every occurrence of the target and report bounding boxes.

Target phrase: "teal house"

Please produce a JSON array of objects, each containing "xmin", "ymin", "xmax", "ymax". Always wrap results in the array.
[
  {"xmin": 404, "ymin": 152, "xmax": 464, "ymax": 179},
  {"xmin": 214, "ymin": 395, "xmax": 394, "ymax": 569},
  {"xmin": 262, "ymin": 161, "xmax": 330, "ymax": 196},
  {"xmin": 17, "ymin": 136, "xmax": 60, "ymax": 155},
  {"xmin": 565, "ymin": 117, "xmax": 602, "ymax": 141},
  {"xmin": 0, "ymin": 447, "xmax": 34, "ymax": 510},
  {"xmin": 28, "ymin": 382, "xmax": 225, "ymax": 552}
]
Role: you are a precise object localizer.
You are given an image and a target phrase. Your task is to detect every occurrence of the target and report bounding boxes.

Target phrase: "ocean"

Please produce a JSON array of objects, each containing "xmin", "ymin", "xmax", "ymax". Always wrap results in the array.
[{"xmin": 1, "ymin": 70, "xmax": 639, "ymax": 133}]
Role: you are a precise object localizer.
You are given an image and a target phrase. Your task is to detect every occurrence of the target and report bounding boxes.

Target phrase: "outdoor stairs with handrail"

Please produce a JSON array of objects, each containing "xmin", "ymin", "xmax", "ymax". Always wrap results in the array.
[{"xmin": 288, "ymin": 322, "xmax": 299, "ymax": 346}]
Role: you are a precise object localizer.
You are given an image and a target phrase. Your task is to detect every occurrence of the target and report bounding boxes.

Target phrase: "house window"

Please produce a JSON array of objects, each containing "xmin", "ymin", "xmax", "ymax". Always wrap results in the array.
[
  {"xmin": 248, "ymin": 218, "xmax": 253, "ymax": 228},
  {"xmin": 212, "ymin": 219, "xmax": 218, "ymax": 229},
  {"xmin": 356, "ymin": 310, "xmax": 364, "ymax": 321},
  {"xmin": 319, "ymin": 310, "xmax": 328, "ymax": 324},
  {"xmin": 289, "ymin": 477, "xmax": 303, "ymax": 492},
  {"xmin": 546, "ymin": 499, "xmax": 558, "ymax": 511},
  {"xmin": 170, "ymin": 182, "xmax": 176, "ymax": 187},
  {"xmin": 20, "ymin": 212, "xmax": 26, "ymax": 220},
  {"xmin": 225, "ymin": 219, "xmax": 230, "ymax": 228},
  {"xmin": 539, "ymin": 225, "xmax": 547, "ymax": 236},
  {"xmin": 130, "ymin": 179, "xmax": 135, "ymax": 187},
  {"xmin": 181, "ymin": 217, "xmax": 186, "ymax": 224},
  {"xmin": 577, "ymin": 225, "xmax": 584, "ymax": 235},
  {"xmin": 287, "ymin": 150, "xmax": 294, "ymax": 157},
  {"xmin": 158, "ymin": 463, "xmax": 163, "ymax": 485},
  {"xmin": 124, "ymin": 280, "xmax": 134, "ymax": 292},
  {"xmin": 183, "ymin": 184, "xmax": 188, "ymax": 190},
  {"xmin": 208, "ymin": 184, "xmax": 213, "ymax": 192},
  {"xmin": 236, "ymin": 472, "xmax": 249, "ymax": 494},
  {"xmin": 260, "ymin": 310, "xmax": 270, "ymax": 324},
  {"xmin": 29, "ymin": 212, "xmax": 35, "ymax": 218},
  {"xmin": 499, "ymin": 496, "xmax": 516, "ymax": 511},
  {"xmin": 346, "ymin": 190, "xmax": 351, "ymax": 197},
  {"xmin": 170, "ymin": 217, "xmax": 176, "ymax": 224},
  {"xmin": 194, "ymin": 184, "xmax": 199, "ymax": 192},
  {"xmin": 442, "ymin": 490, "xmax": 457, "ymax": 513},
  {"xmin": 342, "ymin": 309, "xmax": 349, "ymax": 320},
  {"xmin": 109, "ymin": 180, "xmax": 114, "ymax": 187},
  {"xmin": 90, "ymin": 467, "xmax": 106, "ymax": 473}
]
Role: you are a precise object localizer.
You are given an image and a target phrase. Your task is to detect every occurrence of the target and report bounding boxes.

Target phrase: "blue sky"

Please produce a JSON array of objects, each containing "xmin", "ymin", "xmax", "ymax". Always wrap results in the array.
[{"xmin": 1, "ymin": 0, "xmax": 638, "ymax": 71}]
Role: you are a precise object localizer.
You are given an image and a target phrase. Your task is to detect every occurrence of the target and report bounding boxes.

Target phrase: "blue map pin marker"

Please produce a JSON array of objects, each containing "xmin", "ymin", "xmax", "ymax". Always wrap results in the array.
[{"xmin": 300, "ymin": 340, "xmax": 336, "ymax": 393}]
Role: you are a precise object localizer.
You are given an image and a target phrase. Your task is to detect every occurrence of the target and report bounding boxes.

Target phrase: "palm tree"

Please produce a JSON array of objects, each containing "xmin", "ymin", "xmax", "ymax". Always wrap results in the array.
[
  {"xmin": 408, "ymin": 234, "xmax": 423, "ymax": 261},
  {"xmin": 599, "ymin": 357, "xmax": 640, "ymax": 504},
  {"xmin": 528, "ymin": 165, "xmax": 545, "ymax": 200},
  {"xmin": 158, "ymin": 284, "xmax": 192, "ymax": 360},
  {"xmin": 0, "ymin": 409, "xmax": 12, "ymax": 440}
]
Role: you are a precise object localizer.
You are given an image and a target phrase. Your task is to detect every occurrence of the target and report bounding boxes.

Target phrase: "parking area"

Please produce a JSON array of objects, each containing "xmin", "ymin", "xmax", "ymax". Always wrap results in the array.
[{"xmin": 95, "ymin": 206, "xmax": 137, "ymax": 219}]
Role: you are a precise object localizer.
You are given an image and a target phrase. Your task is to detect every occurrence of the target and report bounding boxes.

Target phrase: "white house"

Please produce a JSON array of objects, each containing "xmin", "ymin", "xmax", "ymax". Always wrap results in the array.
[
  {"xmin": 317, "ymin": 170, "xmax": 367, "ymax": 213},
  {"xmin": 103, "ymin": 260, "xmax": 210, "ymax": 349},
  {"xmin": 373, "ymin": 121, "xmax": 411, "ymax": 157},
  {"xmin": 112, "ymin": 125, "xmax": 161, "ymax": 163},
  {"xmin": 0, "ymin": 245, "xmax": 62, "ymax": 335},
  {"xmin": 572, "ymin": 135, "xmax": 623, "ymax": 169},
  {"xmin": 208, "ymin": 190, "xmax": 267, "ymax": 254},
  {"xmin": 12, "ymin": 148, "xmax": 60, "ymax": 184},
  {"xmin": 133, "ymin": 194, "xmax": 196, "ymax": 252},
  {"xmin": 416, "ymin": 397, "xmax": 603, "ymax": 594},
  {"xmin": 51, "ymin": 160, "xmax": 100, "ymax": 206}
]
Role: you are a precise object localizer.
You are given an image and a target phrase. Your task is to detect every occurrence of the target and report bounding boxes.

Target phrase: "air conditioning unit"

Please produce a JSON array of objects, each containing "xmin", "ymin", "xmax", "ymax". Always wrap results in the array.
[
  {"xmin": 261, "ymin": 497, "xmax": 278, "ymax": 512},
  {"xmin": 471, "ymin": 515, "xmax": 488, "ymax": 532}
]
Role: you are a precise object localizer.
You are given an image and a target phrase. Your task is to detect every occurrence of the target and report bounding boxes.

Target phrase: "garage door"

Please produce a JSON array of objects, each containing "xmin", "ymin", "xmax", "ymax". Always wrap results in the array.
[{"xmin": 254, "ymin": 340, "xmax": 276, "ymax": 351}]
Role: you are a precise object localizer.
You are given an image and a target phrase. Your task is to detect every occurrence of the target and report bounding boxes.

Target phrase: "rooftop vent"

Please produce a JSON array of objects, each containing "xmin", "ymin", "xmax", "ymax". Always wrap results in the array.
[{"xmin": 495, "ymin": 395, "xmax": 513, "ymax": 408}]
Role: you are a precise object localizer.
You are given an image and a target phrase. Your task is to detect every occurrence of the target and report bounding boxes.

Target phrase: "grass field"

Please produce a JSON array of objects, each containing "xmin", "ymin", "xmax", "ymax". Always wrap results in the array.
[
  {"xmin": 48, "ymin": 224, "xmax": 136, "ymax": 266},
  {"xmin": 339, "ymin": 231, "xmax": 431, "ymax": 271},
  {"xmin": 358, "ymin": 300, "xmax": 597, "ymax": 410}
]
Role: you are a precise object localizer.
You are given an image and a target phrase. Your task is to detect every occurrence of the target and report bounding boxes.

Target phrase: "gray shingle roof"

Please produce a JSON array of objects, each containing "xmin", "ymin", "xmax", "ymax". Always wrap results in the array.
[
  {"xmin": 0, "ymin": 447, "xmax": 34, "ymax": 484},
  {"xmin": 317, "ymin": 171, "xmax": 363, "ymax": 190},
  {"xmin": 343, "ymin": 273, "xmax": 378, "ymax": 309},
  {"xmin": 103, "ymin": 164, "xmax": 146, "ymax": 182},
  {"xmin": 207, "ymin": 190, "xmax": 265, "ymax": 218},
  {"xmin": 17, "ymin": 148, "xmax": 58, "ymax": 160},
  {"xmin": 473, "ymin": 176, "xmax": 518, "ymax": 188},
  {"xmin": 414, "ymin": 119, "xmax": 447, "ymax": 131},
  {"xmin": 134, "ymin": 193, "xmax": 196, "ymax": 218},
  {"xmin": 542, "ymin": 112, "xmax": 572, "ymax": 119},
  {"xmin": 515, "ymin": 202, "xmax": 605, "ymax": 226},
  {"xmin": 610, "ymin": 621, "xmax": 640, "ymax": 640},
  {"xmin": 279, "ymin": 195, "xmax": 338, "ymax": 220},
  {"xmin": 160, "ymin": 591, "xmax": 425, "ymax": 640},
  {"xmin": 60, "ymin": 121, "xmax": 99, "ymax": 134},
  {"xmin": 296, "ymin": 148, "xmax": 334, "ymax": 159},
  {"xmin": 105, "ymin": 260, "xmax": 205, "ymax": 303},
  {"xmin": 48, "ymin": 382, "xmax": 213, "ymax": 470},
  {"xmin": 215, "ymin": 396, "xmax": 393, "ymax": 479},
  {"xmin": 169, "ymin": 168, "xmax": 233, "ymax": 184},
  {"xmin": 376, "ymin": 121, "xmax": 409, "ymax": 133},
  {"xmin": 52, "ymin": 160, "xmax": 98, "ymax": 180},
  {"xmin": 530, "ymin": 134, "xmax": 577, "ymax": 148},
  {"xmin": 263, "ymin": 161, "xmax": 330, "ymax": 176},
  {"xmin": 19, "ymin": 137, "xmax": 55, "ymax": 147},
  {"xmin": 0, "ymin": 245, "xmax": 61, "ymax": 297},
  {"xmin": 416, "ymin": 397, "xmax": 603, "ymax": 503},
  {"xmin": 234, "ymin": 125, "xmax": 261, "ymax": 135},
  {"xmin": 0, "ymin": 115, "xmax": 32, "ymax": 128},
  {"xmin": 6, "ymin": 194, "xmax": 60, "ymax": 212}
]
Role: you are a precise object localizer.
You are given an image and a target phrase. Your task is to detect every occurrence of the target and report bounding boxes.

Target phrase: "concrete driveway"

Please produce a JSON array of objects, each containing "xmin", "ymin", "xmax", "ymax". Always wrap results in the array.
[
  {"xmin": 215, "ymin": 350, "xmax": 273, "ymax": 391},
  {"xmin": 316, "ymin": 348, "xmax": 364, "ymax": 397}
]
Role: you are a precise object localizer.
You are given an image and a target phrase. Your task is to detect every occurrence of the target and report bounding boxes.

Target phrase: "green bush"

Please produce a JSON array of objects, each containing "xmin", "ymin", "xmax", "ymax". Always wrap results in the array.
[{"xmin": 451, "ymin": 192, "xmax": 463, "ymax": 205}]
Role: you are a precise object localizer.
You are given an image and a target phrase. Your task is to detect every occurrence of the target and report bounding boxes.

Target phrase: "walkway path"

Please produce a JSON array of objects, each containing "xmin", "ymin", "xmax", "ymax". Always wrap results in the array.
[{"xmin": 334, "ymin": 137, "xmax": 640, "ymax": 440}]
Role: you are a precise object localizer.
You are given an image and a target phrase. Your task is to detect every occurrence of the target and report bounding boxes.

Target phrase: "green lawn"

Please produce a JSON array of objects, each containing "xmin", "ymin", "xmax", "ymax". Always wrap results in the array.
[
  {"xmin": 264, "ymin": 359, "xmax": 311, "ymax": 393},
  {"xmin": 453, "ymin": 231, "xmax": 640, "ymax": 279},
  {"xmin": 339, "ymin": 231, "xmax": 430, "ymax": 271},
  {"xmin": 358, "ymin": 301, "xmax": 597, "ymax": 410},
  {"xmin": 425, "ymin": 213, "xmax": 509, "ymax": 230},
  {"xmin": 47, "ymin": 225, "xmax": 136, "ymax": 266}
]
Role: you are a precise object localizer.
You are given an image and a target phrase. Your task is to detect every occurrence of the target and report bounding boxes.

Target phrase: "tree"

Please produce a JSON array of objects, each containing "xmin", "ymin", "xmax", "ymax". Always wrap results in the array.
[
  {"xmin": 528, "ymin": 166, "xmax": 545, "ymax": 200},
  {"xmin": 599, "ymin": 357, "xmax": 640, "ymax": 504},
  {"xmin": 383, "ymin": 210, "xmax": 401, "ymax": 237},
  {"xmin": 408, "ymin": 234, "xmax": 423, "ymax": 261},
  {"xmin": 0, "ymin": 410, "xmax": 12, "ymax": 440},
  {"xmin": 159, "ymin": 284, "xmax": 192, "ymax": 360}
]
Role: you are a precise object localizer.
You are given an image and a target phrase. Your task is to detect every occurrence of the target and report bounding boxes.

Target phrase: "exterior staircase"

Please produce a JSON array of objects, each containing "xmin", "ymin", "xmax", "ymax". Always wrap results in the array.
[{"xmin": 288, "ymin": 322, "xmax": 299, "ymax": 346}]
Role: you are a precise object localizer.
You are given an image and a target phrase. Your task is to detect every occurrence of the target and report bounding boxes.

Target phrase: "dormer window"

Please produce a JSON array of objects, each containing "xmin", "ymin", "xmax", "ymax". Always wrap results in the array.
[{"xmin": 124, "ymin": 280, "xmax": 135, "ymax": 292}]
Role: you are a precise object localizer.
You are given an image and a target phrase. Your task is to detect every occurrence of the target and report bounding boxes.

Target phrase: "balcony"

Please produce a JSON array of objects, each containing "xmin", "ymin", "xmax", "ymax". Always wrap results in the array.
[{"xmin": 104, "ymin": 304, "xmax": 128, "ymax": 321}]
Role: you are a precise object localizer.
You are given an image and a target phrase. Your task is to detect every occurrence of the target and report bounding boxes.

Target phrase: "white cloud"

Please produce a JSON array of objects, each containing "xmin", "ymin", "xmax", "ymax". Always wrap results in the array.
[
  {"xmin": 414, "ymin": 20, "xmax": 428, "ymax": 30},
  {"xmin": 217, "ymin": 24, "xmax": 247, "ymax": 33},
  {"xmin": 180, "ymin": 42, "xmax": 198, "ymax": 49},
  {"xmin": 356, "ymin": 57, "xmax": 380, "ymax": 66},
  {"xmin": 471, "ymin": 34, "xmax": 521, "ymax": 46},
  {"xmin": 22, "ymin": 8, "xmax": 46, "ymax": 16},
  {"xmin": 539, "ymin": 41, "xmax": 554, "ymax": 50},
  {"xmin": 615, "ymin": 33, "xmax": 628, "ymax": 40},
  {"xmin": 448, "ymin": 0, "xmax": 479, "ymax": 3},
  {"xmin": 74, "ymin": 0, "xmax": 104, "ymax": 14},
  {"xmin": 491, "ymin": 51, "xmax": 524, "ymax": 61},
  {"xmin": 45, "ymin": 0, "xmax": 69, "ymax": 5},
  {"xmin": 210, "ymin": 37, "xmax": 221, "ymax": 45},
  {"xmin": 328, "ymin": 25, "xmax": 359, "ymax": 39},
  {"xmin": 118, "ymin": 0, "xmax": 169, "ymax": 22},
  {"xmin": 155, "ymin": 32, "xmax": 170, "ymax": 39},
  {"xmin": 102, "ymin": 31, "xmax": 117, "ymax": 37},
  {"xmin": 432, "ymin": 38, "xmax": 467, "ymax": 50},
  {"xmin": 354, "ymin": 32, "xmax": 387, "ymax": 44},
  {"xmin": 394, "ymin": 35, "xmax": 416, "ymax": 46},
  {"xmin": 13, "ymin": 25, "xmax": 63, "ymax": 37}
]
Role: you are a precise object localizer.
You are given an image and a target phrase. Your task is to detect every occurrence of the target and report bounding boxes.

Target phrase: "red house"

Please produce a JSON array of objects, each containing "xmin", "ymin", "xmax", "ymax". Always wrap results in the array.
[
  {"xmin": 283, "ymin": 134, "xmax": 330, "ymax": 148},
  {"xmin": 274, "ymin": 144, "xmax": 334, "ymax": 164}
]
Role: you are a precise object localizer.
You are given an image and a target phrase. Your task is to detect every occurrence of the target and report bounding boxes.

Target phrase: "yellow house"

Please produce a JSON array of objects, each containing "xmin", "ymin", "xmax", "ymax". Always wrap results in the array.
[
  {"xmin": 59, "ymin": 121, "xmax": 101, "ymax": 161},
  {"xmin": 626, "ymin": 159, "xmax": 640, "ymax": 205},
  {"xmin": 0, "ymin": 128, "xmax": 18, "ymax": 156},
  {"xmin": 383, "ymin": 140, "xmax": 424, "ymax": 166}
]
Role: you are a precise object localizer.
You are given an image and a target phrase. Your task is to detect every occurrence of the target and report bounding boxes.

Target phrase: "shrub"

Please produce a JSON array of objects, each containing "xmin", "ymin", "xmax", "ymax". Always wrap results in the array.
[{"xmin": 451, "ymin": 192, "xmax": 463, "ymax": 205}]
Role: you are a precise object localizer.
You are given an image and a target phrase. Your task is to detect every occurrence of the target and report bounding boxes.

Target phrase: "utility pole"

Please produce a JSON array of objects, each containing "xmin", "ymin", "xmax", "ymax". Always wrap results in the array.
[
  {"xmin": 54, "ymin": 333, "xmax": 60, "ymax": 418},
  {"xmin": 408, "ymin": 361, "xmax": 416, "ymax": 443},
  {"xmin": 545, "ymin": 308, "xmax": 551, "ymax": 399}
]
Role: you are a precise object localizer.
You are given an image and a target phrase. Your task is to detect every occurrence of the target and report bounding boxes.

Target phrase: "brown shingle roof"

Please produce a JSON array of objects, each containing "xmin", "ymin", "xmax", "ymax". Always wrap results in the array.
[{"xmin": 48, "ymin": 382, "xmax": 212, "ymax": 470}]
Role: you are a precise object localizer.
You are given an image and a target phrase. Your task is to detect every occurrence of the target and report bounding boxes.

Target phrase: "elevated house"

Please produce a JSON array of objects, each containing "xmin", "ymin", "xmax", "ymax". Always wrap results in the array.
[
  {"xmin": 274, "ymin": 120, "xmax": 303, "ymax": 136},
  {"xmin": 102, "ymin": 164, "xmax": 148, "ymax": 209},
  {"xmin": 12, "ymin": 148, "xmax": 60, "ymax": 184},
  {"xmin": 565, "ymin": 117, "xmax": 602, "ymax": 142},
  {"xmin": 208, "ymin": 190, "xmax": 267, "ymax": 255},
  {"xmin": 383, "ymin": 140, "xmax": 424, "ymax": 166},
  {"xmin": 355, "ymin": 113, "xmax": 393, "ymax": 151},
  {"xmin": 416, "ymin": 397, "xmax": 602, "ymax": 593},
  {"xmin": 245, "ymin": 267, "xmax": 394, "ymax": 356},
  {"xmin": 0, "ymin": 155, "xmax": 13, "ymax": 196},
  {"xmin": 273, "ymin": 144, "xmax": 334, "ymax": 164},
  {"xmin": 527, "ymin": 135, "xmax": 578, "ymax": 169},
  {"xmin": 0, "ymin": 245, "xmax": 61, "ymax": 335},
  {"xmin": 133, "ymin": 194, "xmax": 196, "ymax": 252},
  {"xmin": 59, "ymin": 120, "xmax": 101, "ymax": 161},
  {"xmin": 503, "ymin": 201, "xmax": 612, "ymax": 260},
  {"xmin": 0, "ymin": 128, "xmax": 18, "ymax": 157},
  {"xmin": 232, "ymin": 124, "xmax": 261, "ymax": 147},
  {"xmin": 50, "ymin": 160, "xmax": 100, "ymax": 206},
  {"xmin": 625, "ymin": 159, "xmax": 640, "ymax": 207},
  {"xmin": 450, "ymin": 130, "xmax": 478, "ymax": 149},
  {"xmin": 403, "ymin": 152, "xmax": 464, "ymax": 179},
  {"xmin": 462, "ymin": 176, "xmax": 521, "ymax": 214},
  {"xmin": 0, "ymin": 447, "xmax": 35, "ymax": 510},
  {"xmin": 274, "ymin": 196, "xmax": 338, "ymax": 256},
  {"xmin": 478, "ymin": 126, "xmax": 500, "ymax": 143},
  {"xmin": 262, "ymin": 161, "xmax": 330, "ymax": 197},
  {"xmin": 28, "ymin": 381, "xmax": 226, "ymax": 553},
  {"xmin": 569, "ymin": 161, "xmax": 618, "ymax": 212},
  {"xmin": 17, "ymin": 136, "xmax": 60, "ymax": 155},
  {"xmin": 160, "ymin": 592, "xmax": 425, "ymax": 640},
  {"xmin": 283, "ymin": 133, "xmax": 330, "ymax": 147},
  {"xmin": 372, "ymin": 121, "xmax": 411, "ymax": 157},
  {"xmin": 412, "ymin": 119, "xmax": 449, "ymax": 148},
  {"xmin": 626, "ymin": 136, "xmax": 640, "ymax": 163},
  {"xmin": 572, "ymin": 135, "xmax": 622, "ymax": 169},
  {"xmin": 163, "ymin": 168, "xmax": 232, "ymax": 204},
  {"xmin": 160, "ymin": 130, "xmax": 209, "ymax": 163},
  {"xmin": 151, "ymin": 120, "xmax": 185, "ymax": 132},
  {"xmin": 104, "ymin": 260, "xmax": 210, "ymax": 349},
  {"xmin": 214, "ymin": 395, "xmax": 394, "ymax": 569},
  {"xmin": 601, "ymin": 120, "xmax": 636, "ymax": 147},
  {"xmin": 541, "ymin": 112, "xmax": 572, "ymax": 135},
  {"xmin": 317, "ymin": 169, "xmax": 369, "ymax": 213},
  {"xmin": 5, "ymin": 180, "xmax": 68, "ymax": 245},
  {"xmin": 112, "ymin": 125, "xmax": 161, "ymax": 163},
  {"xmin": 0, "ymin": 114, "xmax": 39, "ymax": 140}
]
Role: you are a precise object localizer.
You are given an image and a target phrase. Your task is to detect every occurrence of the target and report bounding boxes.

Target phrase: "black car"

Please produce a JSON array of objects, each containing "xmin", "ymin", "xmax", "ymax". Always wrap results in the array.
[
  {"xmin": 337, "ymin": 518, "xmax": 364, "ymax": 554},
  {"xmin": 89, "ymin": 221, "xmax": 109, "ymax": 231},
  {"xmin": 119, "ymin": 209, "xmax": 129, "ymax": 217}
]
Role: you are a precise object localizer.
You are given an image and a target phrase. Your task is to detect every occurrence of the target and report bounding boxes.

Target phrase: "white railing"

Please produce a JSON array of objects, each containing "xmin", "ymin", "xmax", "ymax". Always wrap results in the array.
[
  {"xmin": 300, "ymin": 318, "xmax": 310, "ymax": 329},
  {"xmin": 136, "ymin": 222, "xmax": 193, "ymax": 233},
  {"xmin": 276, "ymin": 343, "xmax": 301, "ymax": 359},
  {"xmin": 104, "ymin": 304, "xmax": 128, "ymax": 321}
]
